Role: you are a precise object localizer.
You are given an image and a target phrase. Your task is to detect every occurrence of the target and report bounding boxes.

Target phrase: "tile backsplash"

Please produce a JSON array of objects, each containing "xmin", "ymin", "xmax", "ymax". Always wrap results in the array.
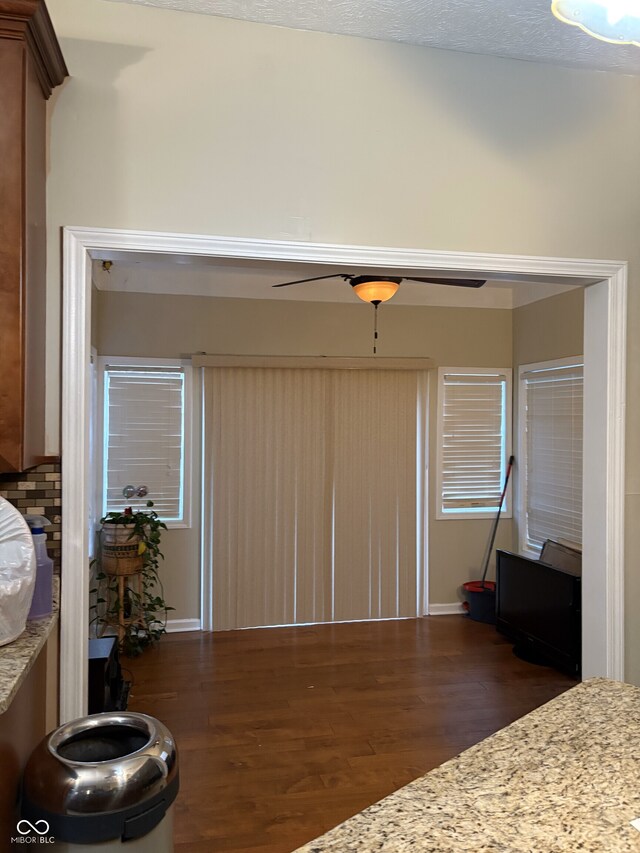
[{"xmin": 0, "ymin": 462, "xmax": 62, "ymax": 572}]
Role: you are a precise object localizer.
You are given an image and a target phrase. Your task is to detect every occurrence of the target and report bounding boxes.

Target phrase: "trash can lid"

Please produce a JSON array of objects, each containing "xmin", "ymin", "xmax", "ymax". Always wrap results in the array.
[{"xmin": 22, "ymin": 712, "xmax": 179, "ymax": 844}]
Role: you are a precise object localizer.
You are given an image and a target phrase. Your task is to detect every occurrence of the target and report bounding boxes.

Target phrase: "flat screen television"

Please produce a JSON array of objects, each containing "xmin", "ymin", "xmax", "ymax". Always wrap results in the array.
[{"xmin": 495, "ymin": 549, "xmax": 581, "ymax": 677}]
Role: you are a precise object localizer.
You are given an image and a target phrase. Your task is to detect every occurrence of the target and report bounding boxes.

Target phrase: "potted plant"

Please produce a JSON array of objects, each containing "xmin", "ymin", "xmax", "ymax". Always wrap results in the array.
[{"xmin": 91, "ymin": 502, "xmax": 173, "ymax": 657}]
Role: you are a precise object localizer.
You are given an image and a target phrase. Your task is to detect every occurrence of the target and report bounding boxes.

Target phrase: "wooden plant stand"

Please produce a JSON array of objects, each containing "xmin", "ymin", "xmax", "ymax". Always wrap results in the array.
[{"xmin": 101, "ymin": 570, "xmax": 147, "ymax": 648}]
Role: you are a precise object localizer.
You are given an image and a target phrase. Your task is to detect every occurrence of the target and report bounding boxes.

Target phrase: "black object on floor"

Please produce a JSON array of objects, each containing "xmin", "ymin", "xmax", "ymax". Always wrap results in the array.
[
  {"xmin": 462, "ymin": 580, "xmax": 496, "ymax": 624},
  {"xmin": 496, "ymin": 548, "xmax": 581, "ymax": 677},
  {"xmin": 513, "ymin": 642, "xmax": 555, "ymax": 668},
  {"xmin": 88, "ymin": 636, "xmax": 130, "ymax": 714}
]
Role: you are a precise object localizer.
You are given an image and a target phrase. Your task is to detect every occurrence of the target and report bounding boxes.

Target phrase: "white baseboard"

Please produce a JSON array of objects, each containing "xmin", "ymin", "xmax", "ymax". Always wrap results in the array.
[
  {"xmin": 165, "ymin": 618, "xmax": 202, "ymax": 633},
  {"xmin": 428, "ymin": 602, "xmax": 465, "ymax": 616}
]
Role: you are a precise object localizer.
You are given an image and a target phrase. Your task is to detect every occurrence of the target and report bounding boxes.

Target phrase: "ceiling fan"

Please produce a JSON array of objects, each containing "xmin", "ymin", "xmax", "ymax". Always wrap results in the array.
[
  {"xmin": 272, "ymin": 273, "xmax": 486, "ymax": 305},
  {"xmin": 272, "ymin": 272, "xmax": 486, "ymax": 353}
]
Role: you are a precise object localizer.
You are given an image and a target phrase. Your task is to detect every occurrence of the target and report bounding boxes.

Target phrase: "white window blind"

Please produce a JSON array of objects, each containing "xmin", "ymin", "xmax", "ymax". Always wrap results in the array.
[
  {"xmin": 438, "ymin": 370, "xmax": 511, "ymax": 515},
  {"xmin": 103, "ymin": 365, "xmax": 186, "ymax": 522},
  {"xmin": 521, "ymin": 360, "xmax": 583, "ymax": 552}
]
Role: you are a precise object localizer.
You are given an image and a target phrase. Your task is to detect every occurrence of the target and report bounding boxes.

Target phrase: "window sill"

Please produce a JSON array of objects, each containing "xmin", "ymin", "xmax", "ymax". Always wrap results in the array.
[{"xmin": 435, "ymin": 511, "xmax": 514, "ymax": 521}]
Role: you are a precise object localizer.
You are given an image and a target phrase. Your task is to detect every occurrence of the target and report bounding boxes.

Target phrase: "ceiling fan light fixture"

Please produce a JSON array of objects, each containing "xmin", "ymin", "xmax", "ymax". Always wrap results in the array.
[
  {"xmin": 551, "ymin": 0, "xmax": 640, "ymax": 46},
  {"xmin": 351, "ymin": 280, "xmax": 400, "ymax": 305}
]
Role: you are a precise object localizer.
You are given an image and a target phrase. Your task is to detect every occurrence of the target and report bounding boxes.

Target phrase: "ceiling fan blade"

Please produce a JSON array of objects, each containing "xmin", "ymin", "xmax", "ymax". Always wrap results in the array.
[
  {"xmin": 403, "ymin": 276, "xmax": 486, "ymax": 288},
  {"xmin": 272, "ymin": 273, "xmax": 348, "ymax": 288}
]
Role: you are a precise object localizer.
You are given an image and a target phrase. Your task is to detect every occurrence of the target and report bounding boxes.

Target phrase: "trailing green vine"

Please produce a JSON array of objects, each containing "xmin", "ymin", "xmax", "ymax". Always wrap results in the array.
[{"xmin": 90, "ymin": 502, "xmax": 174, "ymax": 657}]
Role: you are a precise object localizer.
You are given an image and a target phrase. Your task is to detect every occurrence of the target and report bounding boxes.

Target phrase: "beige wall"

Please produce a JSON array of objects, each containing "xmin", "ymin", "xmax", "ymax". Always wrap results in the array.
[
  {"xmin": 427, "ymin": 515, "xmax": 513, "ymax": 603},
  {"xmin": 512, "ymin": 287, "xmax": 585, "ymax": 552},
  {"xmin": 47, "ymin": 0, "xmax": 640, "ymax": 678},
  {"xmin": 90, "ymin": 283, "xmax": 99, "ymax": 349},
  {"xmin": 97, "ymin": 290, "xmax": 512, "ymax": 615},
  {"xmin": 97, "ymin": 291, "xmax": 511, "ymax": 363},
  {"xmin": 157, "ymin": 528, "xmax": 200, "ymax": 625},
  {"xmin": 513, "ymin": 288, "xmax": 585, "ymax": 368}
]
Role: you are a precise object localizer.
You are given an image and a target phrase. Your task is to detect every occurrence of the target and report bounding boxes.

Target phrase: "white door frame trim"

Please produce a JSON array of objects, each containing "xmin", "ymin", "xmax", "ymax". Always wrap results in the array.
[{"xmin": 61, "ymin": 226, "xmax": 627, "ymax": 721}]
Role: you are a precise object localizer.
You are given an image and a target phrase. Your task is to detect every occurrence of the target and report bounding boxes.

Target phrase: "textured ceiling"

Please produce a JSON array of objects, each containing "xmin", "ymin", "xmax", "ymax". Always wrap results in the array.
[{"xmin": 107, "ymin": 0, "xmax": 640, "ymax": 74}]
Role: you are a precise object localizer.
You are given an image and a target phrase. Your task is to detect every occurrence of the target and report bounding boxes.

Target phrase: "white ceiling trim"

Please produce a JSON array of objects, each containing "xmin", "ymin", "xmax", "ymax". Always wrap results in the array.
[
  {"xmin": 79, "ymin": 225, "xmax": 621, "ymax": 279},
  {"xmin": 87, "ymin": 230, "xmax": 598, "ymax": 308}
]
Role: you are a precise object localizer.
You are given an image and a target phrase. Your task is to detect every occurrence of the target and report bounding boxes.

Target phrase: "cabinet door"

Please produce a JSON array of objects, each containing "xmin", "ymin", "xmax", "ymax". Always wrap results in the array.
[
  {"xmin": 23, "ymin": 50, "xmax": 48, "ymax": 470},
  {"xmin": 0, "ymin": 39, "xmax": 27, "ymax": 472}
]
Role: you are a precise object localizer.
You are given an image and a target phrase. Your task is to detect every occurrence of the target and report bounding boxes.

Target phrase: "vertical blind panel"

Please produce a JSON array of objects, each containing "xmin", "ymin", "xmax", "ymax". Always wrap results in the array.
[
  {"xmin": 442, "ymin": 374, "xmax": 507, "ymax": 509},
  {"xmin": 205, "ymin": 368, "xmax": 330, "ymax": 630},
  {"xmin": 105, "ymin": 370, "xmax": 184, "ymax": 520},
  {"xmin": 331, "ymin": 370, "xmax": 419, "ymax": 622},
  {"xmin": 523, "ymin": 364, "xmax": 583, "ymax": 551},
  {"xmin": 204, "ymin": 367, "xmax": 423, "ymax": 630}
]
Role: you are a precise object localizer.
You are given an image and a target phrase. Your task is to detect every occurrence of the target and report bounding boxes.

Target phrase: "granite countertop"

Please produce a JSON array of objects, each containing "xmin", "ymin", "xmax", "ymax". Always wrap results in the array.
[
  {"xmin": 0, "ymin": 577, "xmax": 59, "ymax": 714},
  {"xmin": 293, "ymin": 678, "xmax": 640, "ymax": 853}
]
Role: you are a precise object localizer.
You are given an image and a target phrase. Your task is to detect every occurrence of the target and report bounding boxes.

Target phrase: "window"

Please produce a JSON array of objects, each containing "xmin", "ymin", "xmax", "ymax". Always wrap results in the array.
[
  {"xmin": 99, "ymin": 358, "xmax": 192, "ymax": 527},
  {"xmin": 519, "ymin": 358, "xmax": 583, "ymax": 554},
  {"xmin": 436, "ymin": 368, "xmax": 512, "ymax": 519}
]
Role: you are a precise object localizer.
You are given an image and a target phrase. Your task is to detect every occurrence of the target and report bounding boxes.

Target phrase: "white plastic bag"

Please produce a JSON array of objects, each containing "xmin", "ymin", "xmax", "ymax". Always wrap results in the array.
[{"xmin": 0, "ymin": 497, "xmax": 36, "ymax": 645}]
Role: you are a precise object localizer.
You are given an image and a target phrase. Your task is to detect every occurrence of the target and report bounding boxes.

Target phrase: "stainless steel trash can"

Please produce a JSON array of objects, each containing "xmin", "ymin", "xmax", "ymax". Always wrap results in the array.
[{"xmin": 21, "ymin": 712, "xmax": 179, "ymax": 851}]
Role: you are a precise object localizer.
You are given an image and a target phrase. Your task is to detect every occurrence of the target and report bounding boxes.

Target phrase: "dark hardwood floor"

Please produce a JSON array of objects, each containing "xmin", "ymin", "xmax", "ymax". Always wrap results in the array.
[{"xmin": 126, "ymin": 616, "xmax": 576, "ymax": 853}]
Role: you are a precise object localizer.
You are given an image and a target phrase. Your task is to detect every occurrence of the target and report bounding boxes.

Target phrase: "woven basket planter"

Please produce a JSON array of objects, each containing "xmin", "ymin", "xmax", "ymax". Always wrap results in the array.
[{"xmin": 100, "ymin": 523, "xmax": 144, "ymax": 576}]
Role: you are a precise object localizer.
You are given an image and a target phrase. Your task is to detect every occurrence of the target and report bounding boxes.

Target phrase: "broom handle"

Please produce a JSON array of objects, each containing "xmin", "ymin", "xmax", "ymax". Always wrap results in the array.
[{"xmin": 480, "ymin": 455, "xmax": 515, "ymax": 586}]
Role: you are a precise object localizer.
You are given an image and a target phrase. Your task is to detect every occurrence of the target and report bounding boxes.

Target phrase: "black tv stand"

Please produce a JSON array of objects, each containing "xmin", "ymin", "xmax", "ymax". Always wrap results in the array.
[
  {"xmin": 512, "ymin": 642, "xmax": 559, "ymax": 669},
  {"xmin": 88, "ymin": 637, "xmax": 130, "ymax": 714},
  {"xmin": 496, "ymin": 549, "xmax": 581, "ymax": 678}
]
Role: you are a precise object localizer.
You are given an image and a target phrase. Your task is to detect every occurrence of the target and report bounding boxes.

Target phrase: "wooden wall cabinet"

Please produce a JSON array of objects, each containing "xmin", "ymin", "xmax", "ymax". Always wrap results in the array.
[{"xmin": 0, "ymin": 1, "xmax": 67, "ymax": 473}]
